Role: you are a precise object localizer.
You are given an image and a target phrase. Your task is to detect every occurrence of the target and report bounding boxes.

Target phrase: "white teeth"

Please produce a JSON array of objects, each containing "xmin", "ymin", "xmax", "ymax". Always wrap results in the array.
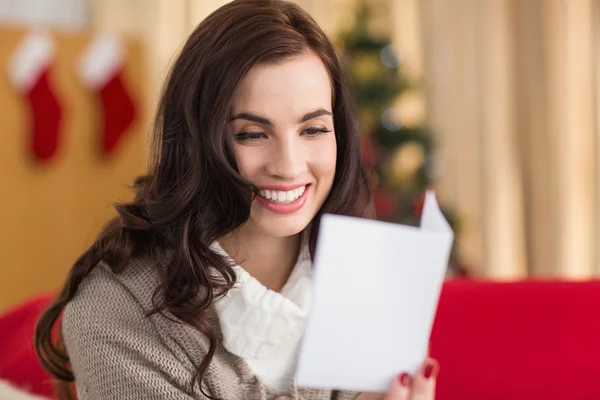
[{"xmin": 258, "ymin": 185, "xmax": 307, "ymax": 204}]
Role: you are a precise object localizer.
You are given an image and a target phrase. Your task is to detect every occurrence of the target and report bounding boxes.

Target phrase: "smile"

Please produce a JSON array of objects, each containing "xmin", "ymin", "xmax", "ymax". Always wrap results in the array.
[
  {"xmin": 255, "ymin": 184, "xmax": 311, "ymax": 214},
  {"xmin": 258, "ymin": 185, "xmax": 306, "ymax": 204}
]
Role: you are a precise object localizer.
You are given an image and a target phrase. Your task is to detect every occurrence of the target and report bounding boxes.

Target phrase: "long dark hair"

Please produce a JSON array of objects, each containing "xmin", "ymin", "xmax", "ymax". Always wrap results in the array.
[{"xmin": 35, "ymin": 0, "xmax": 371, "ymax": 397}]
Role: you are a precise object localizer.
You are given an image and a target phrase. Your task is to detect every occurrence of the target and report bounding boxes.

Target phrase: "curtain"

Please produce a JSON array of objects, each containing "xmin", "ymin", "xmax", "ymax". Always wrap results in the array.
[{"xmin": 419, "ymin": 0, "xmax": 598, "ymax": 278}]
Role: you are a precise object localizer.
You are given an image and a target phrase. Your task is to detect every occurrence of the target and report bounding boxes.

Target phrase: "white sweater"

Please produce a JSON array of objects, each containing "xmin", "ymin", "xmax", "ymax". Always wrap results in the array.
[
  {"xmin": 212, "ymin": 241, "xmax": 312, "ymax": 391},
  {"xmin": 0, "ymin": 380, "xmax": 50, "ymax": 400}
]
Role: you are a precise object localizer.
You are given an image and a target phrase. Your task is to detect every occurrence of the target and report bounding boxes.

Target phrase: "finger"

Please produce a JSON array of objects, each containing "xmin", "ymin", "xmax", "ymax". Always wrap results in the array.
[
  {"xmin": 409, "ymin": 358, "xmax": 438, "ymax": 400},
  {"xmin": 382, "ymin": 373, "xmax": 411, "ymax": 400}
]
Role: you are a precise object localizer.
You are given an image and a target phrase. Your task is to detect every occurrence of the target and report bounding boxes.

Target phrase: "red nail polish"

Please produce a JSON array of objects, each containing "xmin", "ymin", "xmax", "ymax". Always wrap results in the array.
[
  {"xmin": 399, "ymin": 372, "xmax": 411, "ymax": 386},
  {"xmin": 424, "ymin": 363, "xmax": 434, "ymax": 379}
]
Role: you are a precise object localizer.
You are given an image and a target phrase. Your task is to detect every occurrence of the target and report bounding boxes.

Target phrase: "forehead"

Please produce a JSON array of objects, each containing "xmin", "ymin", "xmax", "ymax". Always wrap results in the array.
[{"xmin": 231, "ymin": 52, "xmax": 333, "ymax": 119}]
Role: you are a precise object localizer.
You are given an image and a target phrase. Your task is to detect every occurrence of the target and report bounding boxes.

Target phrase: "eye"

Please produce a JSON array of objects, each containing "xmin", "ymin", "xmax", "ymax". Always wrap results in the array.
[
  {"xmin": 234, "ymin": 131, "xmax": 266, "ymax": 142},
  {"xmin": 302, "ymin": 126, "xmax": 332, "ymax": 137}
]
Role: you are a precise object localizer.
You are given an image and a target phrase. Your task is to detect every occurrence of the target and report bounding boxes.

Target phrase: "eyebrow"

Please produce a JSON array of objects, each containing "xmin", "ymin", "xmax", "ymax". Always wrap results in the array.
[{"xmin": 230, "ymin": 108, "xmax": 332, "ymax": 126}]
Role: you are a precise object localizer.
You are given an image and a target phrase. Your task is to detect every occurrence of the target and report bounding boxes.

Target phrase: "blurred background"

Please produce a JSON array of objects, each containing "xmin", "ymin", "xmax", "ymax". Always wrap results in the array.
[{"xmin": 1, "ymin": 0, "xmax": 599, "ymax": 312}]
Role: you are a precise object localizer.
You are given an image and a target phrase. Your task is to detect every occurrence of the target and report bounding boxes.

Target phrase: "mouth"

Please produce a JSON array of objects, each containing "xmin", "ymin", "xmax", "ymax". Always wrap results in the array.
[
  {"xmin": 255, "ymin": 184, "xmax": 311, "ymax": 214},
  {"xmin": 257, "ymin": 184, "xmax": 307, "ymax": 204}
]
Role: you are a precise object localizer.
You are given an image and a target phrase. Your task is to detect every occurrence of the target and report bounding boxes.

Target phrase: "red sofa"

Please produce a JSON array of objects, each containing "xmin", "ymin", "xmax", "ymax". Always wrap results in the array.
[
  {"xmin": 430, "ymin": 279, "xmax": 600, "ymax": 400},
  {"xmin": 0, "ymin": 293, "xmax": 55, "ymax": 398},
  {"xmin": 3, "ymin": 280, "xmax": 600, "ymax": 399}
]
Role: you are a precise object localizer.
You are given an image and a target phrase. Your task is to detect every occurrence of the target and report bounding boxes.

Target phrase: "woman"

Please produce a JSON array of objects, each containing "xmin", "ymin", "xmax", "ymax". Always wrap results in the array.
[{"xmin": 35, "ymin": 1, "xmax": 439, "ymax": 399}]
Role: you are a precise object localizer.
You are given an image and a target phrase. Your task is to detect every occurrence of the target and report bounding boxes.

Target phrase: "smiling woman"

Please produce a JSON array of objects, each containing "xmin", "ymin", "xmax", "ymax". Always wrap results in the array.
[
  {"xmin": 33, "ymin": 1, "xmax": 437, "ymax": 400},
  {"xmin": 227, "ymin": 52, "xmax": 337, "ymax": 241}
]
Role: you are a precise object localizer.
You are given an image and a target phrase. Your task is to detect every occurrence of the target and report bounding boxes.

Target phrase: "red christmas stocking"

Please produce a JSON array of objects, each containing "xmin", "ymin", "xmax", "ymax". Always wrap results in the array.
[
  {"xmin": 79, "ymin": 34, "xmax": 137, "ymax": 157},
  {"xmin": 8, "ymin": 32, "xmax": 62, "ymax": 162}
]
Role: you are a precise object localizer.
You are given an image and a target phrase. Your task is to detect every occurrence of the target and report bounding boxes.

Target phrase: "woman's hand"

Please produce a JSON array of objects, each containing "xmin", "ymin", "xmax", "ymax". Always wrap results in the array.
[{"xmin": 355, "ymin": 358, "xmax": 439, "ymax": 400}]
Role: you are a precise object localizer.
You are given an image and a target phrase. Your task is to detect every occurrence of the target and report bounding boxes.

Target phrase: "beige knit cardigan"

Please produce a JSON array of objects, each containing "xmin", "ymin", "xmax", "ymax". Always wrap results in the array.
[{"xmin": 62, "ymin": 258, "xmax": 359, "ymax": 400}]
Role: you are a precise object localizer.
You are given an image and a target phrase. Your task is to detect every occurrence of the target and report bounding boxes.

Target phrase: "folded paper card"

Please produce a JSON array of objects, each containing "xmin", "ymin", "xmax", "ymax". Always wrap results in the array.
[{"xmin": 295, "ymin": 190, "xmax": 454, "ymax": 392}]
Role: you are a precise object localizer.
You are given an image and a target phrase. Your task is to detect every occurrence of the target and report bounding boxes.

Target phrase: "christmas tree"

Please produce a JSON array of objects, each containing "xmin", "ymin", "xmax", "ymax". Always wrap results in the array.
[{"xmin": 337, "ymin": 1, "xmax": 465, "ymax": 275}]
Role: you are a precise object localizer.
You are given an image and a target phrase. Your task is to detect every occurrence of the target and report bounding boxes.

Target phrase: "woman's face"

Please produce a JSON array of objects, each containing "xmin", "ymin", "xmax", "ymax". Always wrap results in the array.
[{"xmin": 230, "ymin": 51, "xmax": 337, "ymax": 238}]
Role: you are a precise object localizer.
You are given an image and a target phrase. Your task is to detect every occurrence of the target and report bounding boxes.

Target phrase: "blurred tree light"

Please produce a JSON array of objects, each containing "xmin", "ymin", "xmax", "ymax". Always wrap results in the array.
[{"xmin": 337, "ymin": 0, "xmax": 467, "ymax": 276}]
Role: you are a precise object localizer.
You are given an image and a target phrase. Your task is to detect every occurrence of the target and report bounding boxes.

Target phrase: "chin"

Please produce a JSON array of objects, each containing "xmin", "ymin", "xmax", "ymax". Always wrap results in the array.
[
  {"xmin": 253, "ymin": 213, "xmax": 313, "ymax": 238},
  {"xmin": 248, "ymin": 197, "xmax": 319, "ymax": 238}
]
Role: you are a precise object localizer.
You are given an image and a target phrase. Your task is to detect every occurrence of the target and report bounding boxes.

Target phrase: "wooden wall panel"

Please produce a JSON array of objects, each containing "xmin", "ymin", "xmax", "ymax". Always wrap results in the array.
[{"xmin": 0, "ymin": 26, "xmax": 149, "ymax": 311}]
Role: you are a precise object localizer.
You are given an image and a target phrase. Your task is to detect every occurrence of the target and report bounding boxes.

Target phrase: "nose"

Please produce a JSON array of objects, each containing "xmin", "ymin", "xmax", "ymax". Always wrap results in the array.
[{"xmin": 265, "ymin": 134, "xmax": 306, "ymax": 180}]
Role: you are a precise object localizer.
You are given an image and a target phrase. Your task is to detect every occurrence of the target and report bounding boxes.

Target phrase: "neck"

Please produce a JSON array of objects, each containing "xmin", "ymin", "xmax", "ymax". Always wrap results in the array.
[{"xmin": 219, "ymin": 228, "xmax": 301, "ymax": 293}]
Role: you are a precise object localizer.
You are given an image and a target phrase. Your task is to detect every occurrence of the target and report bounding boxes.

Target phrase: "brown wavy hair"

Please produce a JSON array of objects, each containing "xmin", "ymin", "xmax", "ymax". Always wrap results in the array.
[{"xmin": 35, "ymin": 0, "xmax": 372, "ymax": 398}]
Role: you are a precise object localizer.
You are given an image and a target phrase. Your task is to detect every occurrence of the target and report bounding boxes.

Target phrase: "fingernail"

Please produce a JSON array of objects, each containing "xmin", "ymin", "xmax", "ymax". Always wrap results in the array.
[
  {"xmin": 399, "ymin": 372, "xmax": 411, "ymax": 386},
  {"xmin": 424, "ymin": 362, "xmax": 437, "ymax": 379}
]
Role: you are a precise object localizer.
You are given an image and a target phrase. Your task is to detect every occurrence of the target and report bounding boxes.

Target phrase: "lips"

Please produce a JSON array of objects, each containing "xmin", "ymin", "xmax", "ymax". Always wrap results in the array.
[{"xmin": 255, "ymin": 184, "xmax": 311, "ymax": 214}]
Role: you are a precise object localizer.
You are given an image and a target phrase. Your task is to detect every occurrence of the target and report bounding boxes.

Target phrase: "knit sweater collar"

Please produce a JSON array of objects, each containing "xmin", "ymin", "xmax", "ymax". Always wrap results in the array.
[{"xmin": 211, "ymin": 238, "xmax": 312, "ymax": 391}]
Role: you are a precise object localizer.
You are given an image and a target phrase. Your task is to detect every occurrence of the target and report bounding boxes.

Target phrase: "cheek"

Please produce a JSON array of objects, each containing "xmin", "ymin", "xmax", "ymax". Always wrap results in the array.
[
  {"xmin": 234, "ymin": 147, "xmax": 263, "ymax": 178},
  {"xmin": 313, "ymin": 136, "xmax": 337, "ymax": 182}
]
